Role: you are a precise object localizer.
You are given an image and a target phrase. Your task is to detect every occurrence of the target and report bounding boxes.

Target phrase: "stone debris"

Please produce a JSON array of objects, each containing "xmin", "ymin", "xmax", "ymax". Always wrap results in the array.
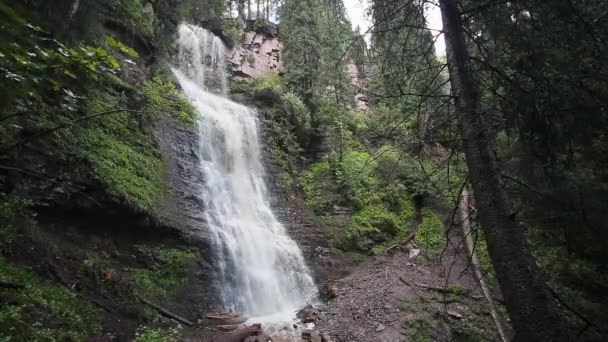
[
  {"xmin": 447, "ymin": 310, "xmax": 463, "ymax": 319},
  {"xmin": 302, "ymin": 329, "xmax": 332, "ymax": 342},
  {"xmin": 408, "ymin": 248, "xmax": 421, "ymax": 259}
]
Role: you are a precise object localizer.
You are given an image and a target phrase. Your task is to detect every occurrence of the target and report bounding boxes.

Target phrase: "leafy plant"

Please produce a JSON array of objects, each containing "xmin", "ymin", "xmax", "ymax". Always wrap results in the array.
[
  {"xmin": 403, "ymin": 316, "xmax": 433, "ymax": 342},
  {"xmin": 134, "ymin": 325, "xmax": 181, "ymax": 342},
  {"xmin": 129, "ymin": 247, "xmax": 199, "ymax": 302},
  {"xmin": 415, "ymin": 209, "xmax": 446, "ymax": 257},
  {"xmin": 0, "ymin": 257, "xmax": 101, "ymax": 341}
]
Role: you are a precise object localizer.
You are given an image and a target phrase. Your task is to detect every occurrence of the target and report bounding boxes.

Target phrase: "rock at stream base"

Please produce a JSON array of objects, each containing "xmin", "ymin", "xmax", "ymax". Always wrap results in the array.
[
  {"xmin": 409, "ymin": 248, "xmax": 421, "ymax": 259},
  {"xmin": 319, "ymin": 282, "xmax": 338, "ymax": 301},
  {"xmin": 297, "ymin": 305, "xmax": 320, "ymax": 323},
  {"xmin": 376, "ymin": 323, "xmax": 386, "ymax": 332},
  {"xmin": 244, "ymin": 333, "xmax": 272, "ymax": 342},
  {"xmin": 302, "ymin": 329, "xmax": 335, "ymax": 342}
]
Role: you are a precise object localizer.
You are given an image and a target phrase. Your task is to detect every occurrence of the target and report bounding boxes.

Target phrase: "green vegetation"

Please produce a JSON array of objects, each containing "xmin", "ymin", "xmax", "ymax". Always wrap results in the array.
[
  {"xmin": 300, "ymin": 161, "xmax": 340, "ymax": 214},
  {"xmin": 402, "ymin": 316, "xmax": 433, "ymax": 342},
  {"xmin": 448, "ymin": 284, "xmax": 472, "ymax": 297},
  {"xmin": 415, "ymin": 209, "xmax": 446, "ymax": 257},
  {"xmin": 398, "ymin": 298, "xmax": 415, "ymax": 312},
  {"xmin": 107, "ymin": 0, "xmax": 154, "ymax": 37},
  {"xmin": 0, "ymin": 2, "xmax": 206, "ymax": 337},
  {"xmin": 222, "ymin": 17, "xmax": 243, "ymax": 47},
  {"xmin": 0, "ymin": 257, "xmax": 102, "ymax": 341},
  {"xmin": 129, "ymin": 246, "xmax": 199, "ymax": 302},
  {"xmin": 134, "ymin": 325, "xmax": 182, "ymax": 342}
]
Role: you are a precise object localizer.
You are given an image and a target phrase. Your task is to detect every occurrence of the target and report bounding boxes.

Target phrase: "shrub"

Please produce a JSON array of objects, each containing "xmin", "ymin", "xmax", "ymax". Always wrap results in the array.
[
  {"xmin": 300, "ymin": 161, "xmax": 341, "ymax": 214},
  {"xmin": 254, "ymin": 18, "xmax": 274, "ymax": 35},
  {"xmin": 221, "ymin": 17, "xmax": 242, "ymax": 47},
  {"xmin": 129, "ymin": 247, "xmax": 199, "ymax": 302},
  {"xmin": 403, "ymin": 316, "xmax": 433, "ymax": 342},
  {"xmin": 415, "ymin": 209, "xmax": 446, "ymax": 257},
  {"xmin": 335, "ymin": 151, "xmax": 381, "ymax": 207},
  {"xmin": 346, "ymin": 204, "xmax": 399, "ymax": 251}
]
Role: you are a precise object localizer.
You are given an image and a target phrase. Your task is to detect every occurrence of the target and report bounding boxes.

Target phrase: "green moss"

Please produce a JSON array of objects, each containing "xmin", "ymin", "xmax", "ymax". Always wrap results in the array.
[
  {"xmin": 403, "ymin": 316, "xmax": 433, "ymax": 342},
  {"xmin": 78, "ymin": 128, "xmax": 163, "ymax": 214},
  {"xmin": 58, "ymin": 74, "xmax": 196, "ymax": 216},
  {"xmin": 0, "ymin": 257, "xmax": 102, "ymax": 341},
  {"xmin": 129, "ymin": 247, "xmax": 199, "ymax": 302},
  {"xmin": 415, "ymin": 209, "xmax": 446, "ymax": 257},
  {"xmin": 138, "ymin": 76, "xmax": 197, "ymax": 128}
]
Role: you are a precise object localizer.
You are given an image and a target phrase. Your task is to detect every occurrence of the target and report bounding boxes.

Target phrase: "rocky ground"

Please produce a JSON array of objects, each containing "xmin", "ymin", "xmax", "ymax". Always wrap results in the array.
[{"xmin": 313, "ymin": 247, "xmax": 503, "ymax": 342}]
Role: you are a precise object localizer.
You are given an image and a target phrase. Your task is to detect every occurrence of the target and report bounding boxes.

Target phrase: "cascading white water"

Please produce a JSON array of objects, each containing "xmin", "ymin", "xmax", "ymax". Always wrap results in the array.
[{"xmin": 172, "ymin": 24, "xmax": 317, "ymax": 319}]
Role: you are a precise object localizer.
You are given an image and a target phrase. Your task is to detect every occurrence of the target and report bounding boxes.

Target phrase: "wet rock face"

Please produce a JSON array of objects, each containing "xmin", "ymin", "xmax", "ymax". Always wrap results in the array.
[
  {"xmin": 157, "ymin": 120, "xmax": 213, "ymax": 240},
  {"xmin": 229, "ymin": 31, "xmax": 284, "ymax": 78}
]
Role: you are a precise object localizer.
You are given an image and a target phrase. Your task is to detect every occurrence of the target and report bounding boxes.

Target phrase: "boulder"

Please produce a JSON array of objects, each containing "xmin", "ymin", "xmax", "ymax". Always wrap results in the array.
[
  {"xmin": 319, "ymin": 282, "xmax": 338, "ymax": 301},
  {"xmin": 302, "ymin": 330, "xmax": 322, "ymax": 342},
  {"xmin": 297, "ymin": 305, "xmax": 320, "ymax": 323}
]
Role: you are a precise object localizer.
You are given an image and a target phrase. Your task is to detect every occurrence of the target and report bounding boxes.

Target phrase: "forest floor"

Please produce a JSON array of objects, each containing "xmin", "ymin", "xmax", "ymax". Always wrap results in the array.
[{"xmin": 313, "ymin": 247, "xmax": 504, "ymax": 342}]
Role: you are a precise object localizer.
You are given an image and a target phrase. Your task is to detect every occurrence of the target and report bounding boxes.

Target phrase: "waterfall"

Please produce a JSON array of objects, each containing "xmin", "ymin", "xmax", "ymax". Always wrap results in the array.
[{"xmin": 172, "ymin": 24, "xmax": 317, "ymax": 319}]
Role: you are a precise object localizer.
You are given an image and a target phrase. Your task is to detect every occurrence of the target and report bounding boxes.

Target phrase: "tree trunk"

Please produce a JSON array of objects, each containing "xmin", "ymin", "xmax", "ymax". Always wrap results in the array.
[
  {"xmin": 438, "ymin": 0, "xmax": 569, "ymax": 341},
  {"xmin": 257, "ymin": 0, "xmax": 260, "ymax": 19},
  {"xmin": 266, "ymin": 0, "xmax": 270, "ymax": 20},
  {"xmin": 237, "ymin": 0, "xmax": 246, "ymax": 20},
  {"xmin": 247, "ymin": 0, "xmax": 251, "ymax": 20},
  {"xmin": 69, "ymin": 0, "xmax": 80, "ymax": 19}
]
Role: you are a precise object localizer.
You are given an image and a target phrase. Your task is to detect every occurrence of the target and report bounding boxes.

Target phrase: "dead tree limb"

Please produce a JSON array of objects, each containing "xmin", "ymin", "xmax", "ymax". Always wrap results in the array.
[
  {"xmin": 136, "ymin": 295, "xmax": 193, "ymax": 326},
  {"xmin": 459, "ymin": 187, "xmax": 508, "ymax": 342},
  {"xmin": 414, "ymin": 283, "xmax": 452, "ymax": 293}
]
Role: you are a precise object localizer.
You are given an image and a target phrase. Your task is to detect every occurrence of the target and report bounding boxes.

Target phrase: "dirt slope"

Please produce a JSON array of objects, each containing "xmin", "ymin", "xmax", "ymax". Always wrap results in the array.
[{"xmin": 314, "ymin": 248, "xmax": 503, "ymax": 342}]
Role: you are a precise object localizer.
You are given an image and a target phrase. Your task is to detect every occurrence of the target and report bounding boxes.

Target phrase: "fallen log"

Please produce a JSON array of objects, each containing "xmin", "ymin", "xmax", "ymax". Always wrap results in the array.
[
  {"xmin": 136, "ymin": 295, "xmax": 193, "ymax": 326},
  {"xmin": 414, "ymin": 283, "xmax": 452, "ymax": 293},
  {"xmin": 0, "ymin": 281, "xmax": 26, "ymax": 289},
  {"xmin": 398, "ymin": 276, "xmax": 411, "ymax": 286},
  {"xmin": 206, "ymin": 312, "xmax": 241, "ymax": 320},
  {"xmin": 214, "ymin": 324, "xmax": 261, "ymax": 342},
  {"xmin": 217, "ymin": 324, "xmax": 240, "ymax": 331}
]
